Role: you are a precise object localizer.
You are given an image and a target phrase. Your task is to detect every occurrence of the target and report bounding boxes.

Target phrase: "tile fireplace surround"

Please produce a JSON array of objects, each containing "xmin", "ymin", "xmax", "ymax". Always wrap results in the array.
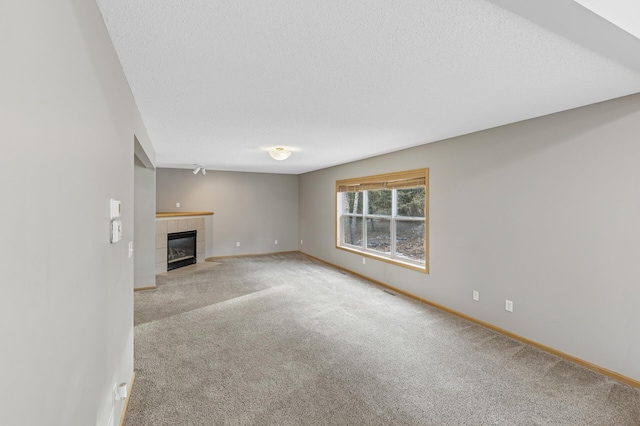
[{"xmin": 155, "ymin": 212, "xmax": 212, "ymax": 274}]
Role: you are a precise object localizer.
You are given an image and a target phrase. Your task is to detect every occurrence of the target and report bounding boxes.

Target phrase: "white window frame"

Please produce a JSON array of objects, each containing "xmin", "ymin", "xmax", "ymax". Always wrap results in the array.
[{"xmin": 336, "ymin": 169, "xmax": 429, "ymax": 273}]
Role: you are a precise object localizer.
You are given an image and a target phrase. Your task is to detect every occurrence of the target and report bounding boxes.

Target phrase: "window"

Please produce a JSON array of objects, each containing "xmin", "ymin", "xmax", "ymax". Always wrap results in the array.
[{"xmin": 336, "ymin": 169, "xmax": 428, "ymax": 272}]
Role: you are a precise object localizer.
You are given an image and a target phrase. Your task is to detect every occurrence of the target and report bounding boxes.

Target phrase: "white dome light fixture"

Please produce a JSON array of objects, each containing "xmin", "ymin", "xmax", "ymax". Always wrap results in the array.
[{"xmin": 268, "ymin": 147, "xmax": 292, "ymax": 161}]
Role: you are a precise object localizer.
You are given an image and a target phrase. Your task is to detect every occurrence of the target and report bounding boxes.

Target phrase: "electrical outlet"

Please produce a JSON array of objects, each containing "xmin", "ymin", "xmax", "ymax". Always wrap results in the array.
[
  {"xmin": 505, "ymin": 299, "xmax": 513, "ymax": 312},
  {"xmin": 176, "ymin": 202, "xmax": 180, "ymax": 208},
  {"xmin": 362, "ymin": 257, "xmax": 366, "ymax": 265},
  {"xmin": 236, "ymin": 242, "xmax": 240, "ymax": 247},
  {"xmin": 473, "ymin": 291, "xmax": 479, "ymax": 301},
  {"xmin": 300, "ymin": 240, "xmax": 303, "ymax": 245},
  {"xmin": 275, "ymin": 240, "xmax": 278, "ymax": 245},
  {"xmin": 115, "ymin": 382, "xmax": 128, "ymax": 401}
]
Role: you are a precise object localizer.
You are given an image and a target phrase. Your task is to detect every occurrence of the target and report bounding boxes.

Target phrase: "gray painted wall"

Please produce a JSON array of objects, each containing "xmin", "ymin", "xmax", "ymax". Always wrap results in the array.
[
  {"xmin": 299, "ymin": 94, "xmax": 640, "ymax": 382},
  {"xmin": 157, "ymin": 169, "xmax": 299, "ymax": 257},
  {"xmin": 1, "ymin": 1, "xmax": 155, "ymax": 425},
  {"xmin": 134, "ymin": 156, "xmax": 157, "ymax": 289}
]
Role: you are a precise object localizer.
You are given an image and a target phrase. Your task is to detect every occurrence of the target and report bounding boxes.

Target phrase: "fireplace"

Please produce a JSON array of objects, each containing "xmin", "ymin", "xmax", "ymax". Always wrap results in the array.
[{"xmin": 167, "ymin": 230, "xmax": 197, "ymax": 271}]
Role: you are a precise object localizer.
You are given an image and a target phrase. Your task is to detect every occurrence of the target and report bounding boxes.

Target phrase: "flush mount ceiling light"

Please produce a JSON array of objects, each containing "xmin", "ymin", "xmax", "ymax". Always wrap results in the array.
[
  {"xmin": 193, "ymin": 164, "xmax": 206, "ymax": 175},
  {"xmin": 268, "ymin": 147, "xmax": 292, "ymax": 161}
]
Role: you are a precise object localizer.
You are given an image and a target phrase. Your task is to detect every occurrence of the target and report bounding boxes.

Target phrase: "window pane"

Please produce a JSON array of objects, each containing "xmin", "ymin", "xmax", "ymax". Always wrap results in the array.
[
  {"xmin": 367, "ymin": 189, "xmax": 391, "ymax": 215},
  {"xmin": 366, "ymin": 218, "xmax": 391, "ymax": 255},
  {"xmin": 342, "ymin": 216, "xmax": 363, "ymax": 246},
  {"xmin": 341, "ymin": 192, "xmax": 362, "ymax": 215},
  {"xmin": 336, "ymin": 169, "xmax": 429, "ymax": 272},
  {"xmin": 395, "ymin": 220, "xmax": 425, "ymax": 262},
  {"xmin": 397, "ymin": 187, "xmax": 426, "ymax": 217}
]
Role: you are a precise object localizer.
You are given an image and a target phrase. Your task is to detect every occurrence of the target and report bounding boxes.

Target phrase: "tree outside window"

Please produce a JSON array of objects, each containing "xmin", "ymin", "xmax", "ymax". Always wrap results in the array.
[{"xmin": 336, "ymin": 169, "xmax": 428, "ymax": 272}]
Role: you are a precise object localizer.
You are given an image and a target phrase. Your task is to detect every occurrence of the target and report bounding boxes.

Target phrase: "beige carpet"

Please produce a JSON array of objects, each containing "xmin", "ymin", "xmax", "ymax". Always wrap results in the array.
[{"xmin": 125, "ymin": 252, "xmax": 640, "ymax": 425}]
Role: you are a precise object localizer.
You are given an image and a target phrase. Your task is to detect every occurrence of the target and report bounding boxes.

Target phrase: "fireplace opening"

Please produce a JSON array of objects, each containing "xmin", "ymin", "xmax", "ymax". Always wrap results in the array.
[{"xmin": 167, "ymin": 230, "xmax": 197, "ymax": 271}]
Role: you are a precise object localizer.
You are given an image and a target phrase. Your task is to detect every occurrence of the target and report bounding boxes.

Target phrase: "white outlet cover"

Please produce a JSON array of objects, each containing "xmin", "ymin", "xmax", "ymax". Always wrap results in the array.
[
  {"xmin": 505, "ymin": 299, "xmax": 514, "ymax": 312},
  {"xmin": 473, "ymin": 291, "xmax": 479, "ymax": 301},
  {"xmin": 116, "ymin": 382, "xmax": 128, "ymax": 400}
]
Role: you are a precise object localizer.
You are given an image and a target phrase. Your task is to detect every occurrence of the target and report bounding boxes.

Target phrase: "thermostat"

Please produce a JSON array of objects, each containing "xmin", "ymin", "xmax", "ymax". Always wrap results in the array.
[
  {"xmin": 110, "ymin": 198, "xmax": 122, "ymax": 219},
  {"xmin": 111, "ymin": 220, "xmax": 122, "ymax": 243}
]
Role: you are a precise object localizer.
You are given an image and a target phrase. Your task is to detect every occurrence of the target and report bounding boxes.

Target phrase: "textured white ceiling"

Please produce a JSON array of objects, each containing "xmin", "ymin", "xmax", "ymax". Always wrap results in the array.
[{"xmin": 97, "ymin": 0, "xmax": 640, "ymax": 174}]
